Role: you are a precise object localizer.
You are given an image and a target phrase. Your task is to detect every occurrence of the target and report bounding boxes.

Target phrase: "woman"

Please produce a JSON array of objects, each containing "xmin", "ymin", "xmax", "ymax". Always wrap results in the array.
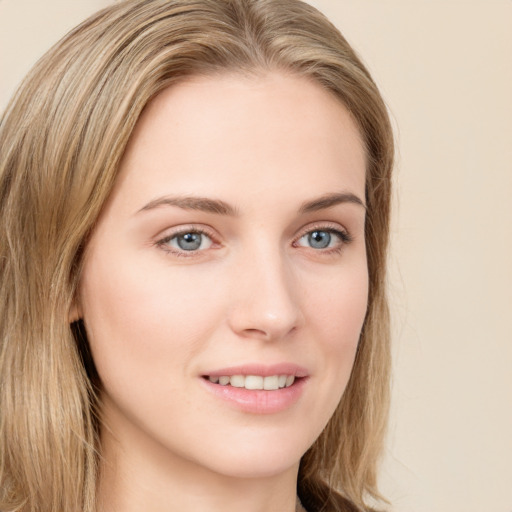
[{"xmin": 0, "ymin": 0, "xmax": 394, "ymax": 511}]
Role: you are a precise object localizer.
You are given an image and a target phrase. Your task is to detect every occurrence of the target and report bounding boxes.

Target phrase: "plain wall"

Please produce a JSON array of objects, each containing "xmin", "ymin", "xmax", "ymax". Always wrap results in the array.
[{"xmin": 1, "ymin": 1, "xmax": 511, "ymax": 511}]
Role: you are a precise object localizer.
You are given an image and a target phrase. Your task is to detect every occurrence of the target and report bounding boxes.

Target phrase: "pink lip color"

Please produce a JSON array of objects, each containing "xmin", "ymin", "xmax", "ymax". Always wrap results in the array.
[
  {"xmin": 200, "ymin": 363, "xmax": 309, "ymax": 414},
  {"xmin": 204, "ymin": 363, "xmax": 309, "ymax": 378}
]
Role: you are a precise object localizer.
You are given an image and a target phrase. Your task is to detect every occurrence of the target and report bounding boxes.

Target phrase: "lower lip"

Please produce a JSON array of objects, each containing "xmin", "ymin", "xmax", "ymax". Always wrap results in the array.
[{"xmin": 200, "ymin": 377, "xmax": 307, "ymax": 414}]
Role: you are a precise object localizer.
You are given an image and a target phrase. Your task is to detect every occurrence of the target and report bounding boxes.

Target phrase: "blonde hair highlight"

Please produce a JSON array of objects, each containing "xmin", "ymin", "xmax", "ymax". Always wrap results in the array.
[{"xmin": 0, "ymin": 1, "xmax": 393, "ymax": 511}]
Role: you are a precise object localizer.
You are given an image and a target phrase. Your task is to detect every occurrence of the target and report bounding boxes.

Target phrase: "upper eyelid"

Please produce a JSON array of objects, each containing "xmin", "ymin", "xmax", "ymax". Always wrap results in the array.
[
  {"xmin": 156, "ymin": 224, "xmax": 217, "ymax": 241},
  {"xmin": 155, "ymin": 221, "xmax": 347, "ymax": 236},
  {"xmin": 294, "ymin": 221, "xmax": 350, "ymax": 238}
]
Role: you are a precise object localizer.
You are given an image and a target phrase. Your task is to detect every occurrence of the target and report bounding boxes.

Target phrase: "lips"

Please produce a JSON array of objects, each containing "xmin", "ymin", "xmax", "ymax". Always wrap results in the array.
[
  {"xmin": 203, "ymin": 363, "xmax": 308, "ymax": 379},
  {"xmin": 200, "ymin": 364, "xmax": 308, "ymax": 414}
]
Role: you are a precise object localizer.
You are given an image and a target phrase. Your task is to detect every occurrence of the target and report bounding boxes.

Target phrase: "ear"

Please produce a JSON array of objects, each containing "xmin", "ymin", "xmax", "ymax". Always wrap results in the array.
[{"xmin": 69, "ymin": 297, "xmax": 83, "ymax": 324}]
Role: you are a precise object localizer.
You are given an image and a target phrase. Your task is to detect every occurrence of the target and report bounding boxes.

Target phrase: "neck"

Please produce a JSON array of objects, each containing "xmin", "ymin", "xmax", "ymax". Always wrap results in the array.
[{"xmin": 96, "ymin": 421, "xmax": 301, "ymax": 512}]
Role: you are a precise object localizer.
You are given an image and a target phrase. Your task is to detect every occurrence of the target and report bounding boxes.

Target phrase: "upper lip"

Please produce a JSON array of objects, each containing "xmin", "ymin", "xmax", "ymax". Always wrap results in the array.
[{"xmin": 202, "ymin": 363, "xmax": 309, "ymax": 378}]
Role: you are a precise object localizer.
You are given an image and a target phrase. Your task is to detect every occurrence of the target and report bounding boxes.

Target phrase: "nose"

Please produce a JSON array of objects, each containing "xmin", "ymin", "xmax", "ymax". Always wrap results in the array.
[{"xmin": 227, "ymin": 248, "xmax": 303, "ymax": 341}]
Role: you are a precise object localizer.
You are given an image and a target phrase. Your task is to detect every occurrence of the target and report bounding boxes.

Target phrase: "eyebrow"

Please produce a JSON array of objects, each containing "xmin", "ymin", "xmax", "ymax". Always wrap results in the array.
[
  {"xmin": 137, "ymin": 195, "xmax": 239, "ymax": 216},
  {"xmin": 137, "ymin": 191, "xmax": 366, "ymax": 216},
  {"xmin": 298, "ymin": 192, "xmax": 366, "ymax": 213}
]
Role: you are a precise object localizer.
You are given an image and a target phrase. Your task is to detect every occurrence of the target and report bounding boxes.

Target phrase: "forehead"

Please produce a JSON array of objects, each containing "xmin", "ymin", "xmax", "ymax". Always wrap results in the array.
[{"xmin": 112, "ymin": 71, "xmax": 366, "ymax": 213}]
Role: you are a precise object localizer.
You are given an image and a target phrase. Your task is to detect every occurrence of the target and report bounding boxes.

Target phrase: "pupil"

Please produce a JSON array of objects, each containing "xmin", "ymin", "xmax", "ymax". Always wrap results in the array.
[
  {"xmin": 177, "ymin": 233, "xmax": 201, "ymax": 250},
  {"xmin": 309, "ymin": 231, "xmax": 330, "ymax": 249}
]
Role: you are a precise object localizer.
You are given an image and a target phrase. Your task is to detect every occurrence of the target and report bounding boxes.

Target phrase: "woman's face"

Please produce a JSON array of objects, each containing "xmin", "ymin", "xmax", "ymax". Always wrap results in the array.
[{"xmin": 77, "ymin": 72, "xmax": 368, "ymax": 481}]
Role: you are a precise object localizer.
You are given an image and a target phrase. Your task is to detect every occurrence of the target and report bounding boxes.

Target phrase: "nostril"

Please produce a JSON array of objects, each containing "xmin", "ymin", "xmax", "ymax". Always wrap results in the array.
[{"xmin": 244, "ymin": 328, "xmax": 268, "ymax": 336}]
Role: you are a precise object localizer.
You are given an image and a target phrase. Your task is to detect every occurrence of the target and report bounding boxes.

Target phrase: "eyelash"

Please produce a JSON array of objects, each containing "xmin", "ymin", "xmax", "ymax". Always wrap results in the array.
[
  {"xmin": 155, "ymin": 226, "xmax": 217, "ymax": 258},
  {"xmin": 293, "ymin": 223, "xmax": 353, "ymax": 255},
  {"xmin": 155, "ymin": 224, "xmax": 353, "ymax": 258}
]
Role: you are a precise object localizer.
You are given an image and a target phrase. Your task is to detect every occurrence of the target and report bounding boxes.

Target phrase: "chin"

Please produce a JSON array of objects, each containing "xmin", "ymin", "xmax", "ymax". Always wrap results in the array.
[
  {"xmin": 186, "ymin": 429, "xmax": 313, "ymax": 480},
  {"xmin": 203, "ymin": 453, "xmax": 301, "ymax": 481}
]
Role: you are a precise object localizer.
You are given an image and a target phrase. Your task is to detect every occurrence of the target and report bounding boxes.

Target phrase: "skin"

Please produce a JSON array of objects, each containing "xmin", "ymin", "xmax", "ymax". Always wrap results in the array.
[{"xmin": 76, "ymin": 71, "xmax": 368, "ymax": 512}]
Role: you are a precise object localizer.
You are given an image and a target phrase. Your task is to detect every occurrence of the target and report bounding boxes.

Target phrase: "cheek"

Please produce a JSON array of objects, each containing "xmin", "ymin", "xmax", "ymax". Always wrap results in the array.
[
  {"xmin": 321, "ymin": 285, "xmax": 365, "ymax": 391},
  {"xmin": 300, "ymin": 262, "xmax": 368, "ymax": 416},
  {"xmin": 78, "ymin": 251, "xmax": 225, "ymax": 388},
  {"xmin": 305, "ymin": 259, "xmax": 369, "ymax": 347}
]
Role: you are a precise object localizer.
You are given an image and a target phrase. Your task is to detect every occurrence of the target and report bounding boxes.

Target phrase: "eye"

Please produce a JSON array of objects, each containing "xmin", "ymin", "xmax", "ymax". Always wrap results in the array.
[
  {"xmin": 295, "ymin": 227, "xmax": 352, "ymax": 251},
  {"xmin": 158, "ymin": 229, "xmax": 213, "ymax": 254},
  {"xmin": 302, "ymin": 230, "xmax": 334, "ymax": 249}
]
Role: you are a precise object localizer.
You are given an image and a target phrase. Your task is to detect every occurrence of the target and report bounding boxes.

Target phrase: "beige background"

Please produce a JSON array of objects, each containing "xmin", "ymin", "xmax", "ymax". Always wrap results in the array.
[{"xmin": 1, "ymin": 1, "xmax": 511, "ymax": 511}]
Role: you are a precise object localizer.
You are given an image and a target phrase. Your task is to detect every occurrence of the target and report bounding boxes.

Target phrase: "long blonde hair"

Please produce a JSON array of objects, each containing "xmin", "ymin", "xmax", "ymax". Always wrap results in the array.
[{"xmin": 0, "ymin": 1, "xmax": 394, "ymax": 510}]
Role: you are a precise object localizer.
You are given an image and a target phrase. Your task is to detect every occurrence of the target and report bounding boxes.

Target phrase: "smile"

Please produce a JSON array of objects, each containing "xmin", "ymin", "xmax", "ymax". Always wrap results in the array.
[
  {"xmin": 201, "ymin": 364, "xmax": 308, "ymax": 413},
  {"xmin": 206, "ymin": 374, "xmax": 296, "ymax": 390}
]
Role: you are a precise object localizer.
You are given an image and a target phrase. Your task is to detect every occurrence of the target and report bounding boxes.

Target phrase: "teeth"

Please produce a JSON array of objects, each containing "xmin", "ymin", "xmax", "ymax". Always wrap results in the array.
[
  {"xmin": 245, "ymin": 375, "xmax": 264, "ymax": 389},
  {"xmin": 263, "ymin": 375, "xmax": 279, "ymax": 390},
  {"xmin": 209, "ymin": 374, "xmax": 296, "ymax": 390},
  {"xmin": 230, "ymin": 375, "xmax": 245, "ymax": 388}
]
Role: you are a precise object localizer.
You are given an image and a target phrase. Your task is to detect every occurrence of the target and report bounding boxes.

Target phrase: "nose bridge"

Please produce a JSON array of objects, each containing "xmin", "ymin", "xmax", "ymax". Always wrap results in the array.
[{"xmin": 229, "ymin": 238, "xmax": 302, "ymax": 340}]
